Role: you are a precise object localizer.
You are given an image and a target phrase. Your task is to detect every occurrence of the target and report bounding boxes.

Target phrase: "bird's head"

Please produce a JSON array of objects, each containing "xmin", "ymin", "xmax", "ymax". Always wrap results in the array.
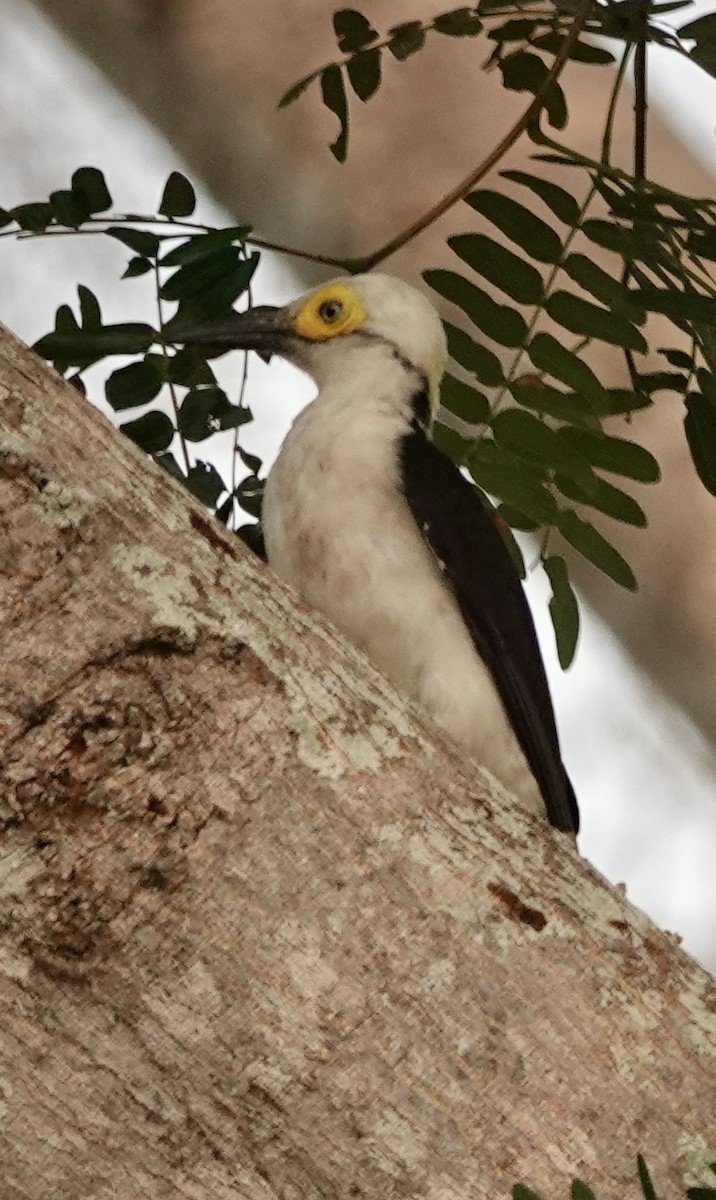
[{"xmin": 171, "ymin": 273, "xmax": 448, "ymax": 421}]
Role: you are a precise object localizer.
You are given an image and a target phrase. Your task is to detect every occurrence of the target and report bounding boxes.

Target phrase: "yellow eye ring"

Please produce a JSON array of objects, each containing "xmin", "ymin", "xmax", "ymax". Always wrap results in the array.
[{"xmin": 293, "ymin": 282, "xmax": 367, "ymax": 342}]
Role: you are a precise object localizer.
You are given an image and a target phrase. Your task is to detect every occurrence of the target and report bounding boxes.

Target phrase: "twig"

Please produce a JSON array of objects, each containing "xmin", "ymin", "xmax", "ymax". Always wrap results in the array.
[
  {"xmin": 354, "ymin": 0, "xmax": 596, "ymax": 271},
  {"xmin": 153, "ymin": 261, "xmax": 191, "ymax": 476},
  {"xmin": 622, "ymin": 8, "xmax": 648, "ymax": 396}
]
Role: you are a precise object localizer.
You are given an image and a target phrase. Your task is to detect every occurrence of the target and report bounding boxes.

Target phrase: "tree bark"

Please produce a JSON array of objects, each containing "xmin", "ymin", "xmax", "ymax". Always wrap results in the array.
[{"xmin": 1, "ymin": 326, "xmax": 714, "ymax": 1199}]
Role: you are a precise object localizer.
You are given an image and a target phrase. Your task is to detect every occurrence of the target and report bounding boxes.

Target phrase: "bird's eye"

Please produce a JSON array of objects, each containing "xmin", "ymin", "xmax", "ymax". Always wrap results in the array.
[{"xmin": 318, "ymin": 299, "xmax": 344, "ymax": 324}]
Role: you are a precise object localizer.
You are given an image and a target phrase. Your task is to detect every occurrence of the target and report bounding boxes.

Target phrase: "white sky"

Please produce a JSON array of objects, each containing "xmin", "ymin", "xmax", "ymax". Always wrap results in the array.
[{"xmin": 2, "ymin": 0, "xmax": 716, "ymax": 969}]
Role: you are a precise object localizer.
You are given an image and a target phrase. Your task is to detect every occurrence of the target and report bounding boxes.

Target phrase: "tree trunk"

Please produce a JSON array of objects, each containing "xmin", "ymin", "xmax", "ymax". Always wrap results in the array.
[{"xmin": 1, "ymin": 326, "xmax": 714, "ymax": 1198}]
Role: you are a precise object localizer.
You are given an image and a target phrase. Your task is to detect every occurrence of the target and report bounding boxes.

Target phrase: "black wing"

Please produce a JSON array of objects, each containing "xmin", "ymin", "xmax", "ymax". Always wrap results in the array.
[{"xmin": 399, "ymin": 426, "xmax": 579, "ymax": 833}]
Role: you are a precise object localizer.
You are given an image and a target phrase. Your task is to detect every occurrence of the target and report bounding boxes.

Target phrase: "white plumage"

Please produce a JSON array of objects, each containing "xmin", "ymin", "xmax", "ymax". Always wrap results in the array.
[
  {"xmin": 262, "ymin": 323, "xmax": 541, "ymax": 812},
  {"xmin": 175, "ymin": 272, "xmax": 578, "ymax": 832}
]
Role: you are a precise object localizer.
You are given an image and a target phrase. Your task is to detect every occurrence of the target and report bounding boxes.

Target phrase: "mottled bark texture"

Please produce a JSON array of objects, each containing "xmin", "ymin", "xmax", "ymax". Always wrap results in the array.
[
  {"xmin": 29, "ymin": 0, "xmax": 716, "ymax": 747},
  {"xmin": 1, "ymin": 326, "xmax": 715, "ymax": 1198}
]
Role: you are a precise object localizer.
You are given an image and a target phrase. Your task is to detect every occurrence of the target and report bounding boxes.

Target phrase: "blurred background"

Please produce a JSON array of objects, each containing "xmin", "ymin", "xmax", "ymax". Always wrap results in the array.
[{"xmin": 2, "ymin": 0, "xmax": 715, "ymax": 968}]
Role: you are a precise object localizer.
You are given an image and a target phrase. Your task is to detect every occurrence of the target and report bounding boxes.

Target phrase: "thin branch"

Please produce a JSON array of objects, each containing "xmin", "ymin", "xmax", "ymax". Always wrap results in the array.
[
  {"xmin": 153, "ymin": 261, "xmax": 191, "ymax": 476},
  {"xmin": 355, "ymin": 0, "xmax": 596, "ymax": 272},
  {"xmin": 488, "ymin": 45, "xmax": 633, "ymax": 414},
  {"xmin": 602, "ymin": 43, "xmax": 632, "ymax": 166},
  {"xmin": 622, "ymin": 13, "xmax": 648, "ymax": 396},
  {"xmin": 1, "ymin": 218, "xmax": 349, "ymax": 271},
  {"xmin": 245, "ymin": 235, "xmax": 347, "ymax": 269},
  {"xmin": 633, "ymin": 27, "xmax": 648, "ymax": 182}
]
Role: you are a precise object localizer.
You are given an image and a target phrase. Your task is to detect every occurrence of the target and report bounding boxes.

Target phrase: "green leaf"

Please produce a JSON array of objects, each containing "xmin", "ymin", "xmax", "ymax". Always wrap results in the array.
[
  {"xmin": 444, "ymin": 321, "xmax": 504, "ymax": 386},
  {"xmin": 160, "ymin": 246, "xmax": 239, "ymax": 300},
  {"xmin": 636, "ymin": 370, "xmax": 688, "ymax": 395},
  {"xmin": 387, "ymin": 21, "xmax": 426, "ymax": 59},
  {"xmin": 633, "ymin": 287, "xmax": 716, "ymax": 324},
  {"xmin": 500, "ymin": 169, "xmax": 581, "ymax": 226},
  {"xmin": 679, "ymin": 12, "xmax": 716, "ymax": 39},
  {"xmin": 498, "ymin": 52, "xmax": 567, "ymax": 128},
  {"xmin": 34, "ymin": 322, "xmax": 155, "ymax": 366},
  {"xmin": 510, "ymin": 382, "xmax": 596, "ymax": 425},
  {"xmin": 78, "ymin": 284, "xmax": 102, "ymax": 328},
  {"xmin": 433, "ymin": 8, "xmax": 483, "ymax": 36},
  {"xmin": 697, "ymin": 327, "xmax": 716, "ymax": 377},
  {"xmin": 544, "ymin": 82, "xmax": 568, "ymax": 131},
  {"xmin": 215, "ymin": 493, "xmax": 234, "ymax": 525},
  {"xmin": 432, "ymin": 422, "xmax": 471, "ymax": 463},
  {"xmin": 161, "ymin": 251, "xmax": 259, "ymax": 314},
  {"xmin": 685, "ymin": 1190, "xmax": 716, "ymax": 1199},
  {"xmin": 684, "ymin": 390, "xmax": 716, "ymax": 496},
  {"xmin": 154, "ymin": 451, "xmax": 185, "ymax": 482},
  {"xmin": 660, "ymin": 347, "xmax": 694, "ymax": 370},
  {"xmin": 649, "ymin": 1, "xmax": 693, "ymax": 12},
  {"xmin": 105, "ymin": 360, "xmax": 163, "ymax": 411},
  {"xmin": 559, "ymin": 426, "xmax": 660, "ymax": 482},
  {"xmin": 168, "ymin": 346, "xmax": 216, "ymax": 387},
  {"xmin": 236, "ymin": 520, "xmax": 265, "ymax": 553},
  {"xmin": 546, "ymin": 291, "xmax": 648, "ymax": 352},
  {"xmin": 499, "ymin": 49, "xmax": 548, "ymax": 91},
  {"xmin": 333, "ymin": 9, "xmax": 379, "ymax": 52},
  {"xmin": 449, "ymin": 232, "xmax": 544, "ymax": 305},
  {"xmin": 346, "ymin": 47, "xmax": 382, "ymax": 100},
  {"xmin": 160, "ymin": 226, "xmax": 250, "ymax": 267},
  {"xmin": 122, "ymin": 256, "xmax": 153, "ymax": 279},
  {"xmin": 66, "ymin": 372, "xmax": 86, "ymax": 395},
  {"xmin": 513, "ymin": 1185, "xmax": 547, "ymax": 1200},
  {"xmin": 178, "ymin": 387, "xmax": 251, "ymax": 441},
  {"xmin": 235, "ymin": 472, "xmax": 264, "ymax": 518},
  {"xmin": 555, "ymin": 473, "xmax": 647, "ymax": 527},
  {"xmin": 121, "ymin": 410, "xmax": 174, "ymax": 454},
  {"xmin": 159, "ymin": 171, "xmax": 196, "ymax": 218},
  {"xmin": 570, "ymin": 1180, "xmax": 597, "ymax": 1200},
  {"xmin": 466, "ymin": 189, "xmax": 563, "ymax": 263},
  {"xmin": 10, "ymin": 201, "xmax": 54, "ymax": 233},
  {"xmin": 636, "ymin": 1156, "xmax": 660, "ymax": 1200},
  {"xmin": 50, "ymin": 188, "xmax": 91, "ymax": 228},
  {"xmin": 492, "ymin": 408, "xmax": 596, "ymax": 492},
  {"xmin": 686, "ymin": 231, "xmax": 716, "ymax": 263},
  {"xmin": 488, "ymin": 18, "xmax": 537, "ymax": 42},
  {"xmin": 528, "ymin": 332, "xmax": 608, "ymax": 404},
  {"xmin": 543, "ymin": 555, "xmax": 580, "ymax": 668},
  {"xmin": 218, "ymin": 403, "xmax": 252, "ymax": 430},
  {"xmin": 186, "ymin": 461, "xmax": 226, "ymax": 506},
  {"xmin": 440, "ymin": 373, "xmax": 490, "ymax": 424},
  {"xmin": 531, "ymin": 32, "xmax": 614, "ymax": 64},
  {"xmin": 71, "ymin": 166, "xmax": 112, "ymax": 213},
  {"xmin": 697, "ymin": 366, "xmax": 716, "ymax": 399},
  {"xmin": 55, "ymin": 304, "xmax": 79, "ymax": 334},
  {"xmin": 106, "ymin": 226, "xmax": 160, "ymax": 258},
  {"xmin": 278, "ymin": 69, "xmax": 322, "ymax": 109},
  {"xmin": 493, "ymin": 506, "xmax": 527, "ymax": 577},
  {"xmin": 320, "ymin": 65, "xmax": 349, "ymax": 161},
  {"xmin": 498, "ymin": 504, "xmax": 540, "ymax": 532},
  {"xmin": 597, "ymin": 388, "xmax": 651, "ymax": 416},
  {"xmin": 563, "ymin": 254, "xmax": 646, "ymax": 322},
  {"xmin": 424, "ymin": 268, "xmax": 527, "ymax": 347},
  {"xmin": 558, "ymin": 509, "xmax": 637, "ymax": 589},
  {"xmin": 580, "ymin": 218, "xmax": 664, "ymax": 260},
  {"xmin": 467, "ymin": 439, "xmax": 559, "ymax": 523}
]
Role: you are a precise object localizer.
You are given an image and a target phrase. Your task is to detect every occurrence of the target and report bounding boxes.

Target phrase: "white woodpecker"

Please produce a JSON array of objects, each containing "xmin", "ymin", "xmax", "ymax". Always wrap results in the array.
[{"xmin": 174, "ymin": 273, "xmax": 579, "ymax": 833}]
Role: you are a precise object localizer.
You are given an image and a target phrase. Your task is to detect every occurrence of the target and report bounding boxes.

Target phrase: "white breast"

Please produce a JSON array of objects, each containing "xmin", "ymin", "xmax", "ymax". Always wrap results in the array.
[{"xmin": 262, "ymin": 382, "xmax": 542, "ymax": 816}]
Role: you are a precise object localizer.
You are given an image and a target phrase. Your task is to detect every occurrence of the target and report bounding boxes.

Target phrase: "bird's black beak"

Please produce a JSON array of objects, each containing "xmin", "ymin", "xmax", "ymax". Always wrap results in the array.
[{"xmin": 167, "ymin": 305, "xmax": 292, "ymax": 360}]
